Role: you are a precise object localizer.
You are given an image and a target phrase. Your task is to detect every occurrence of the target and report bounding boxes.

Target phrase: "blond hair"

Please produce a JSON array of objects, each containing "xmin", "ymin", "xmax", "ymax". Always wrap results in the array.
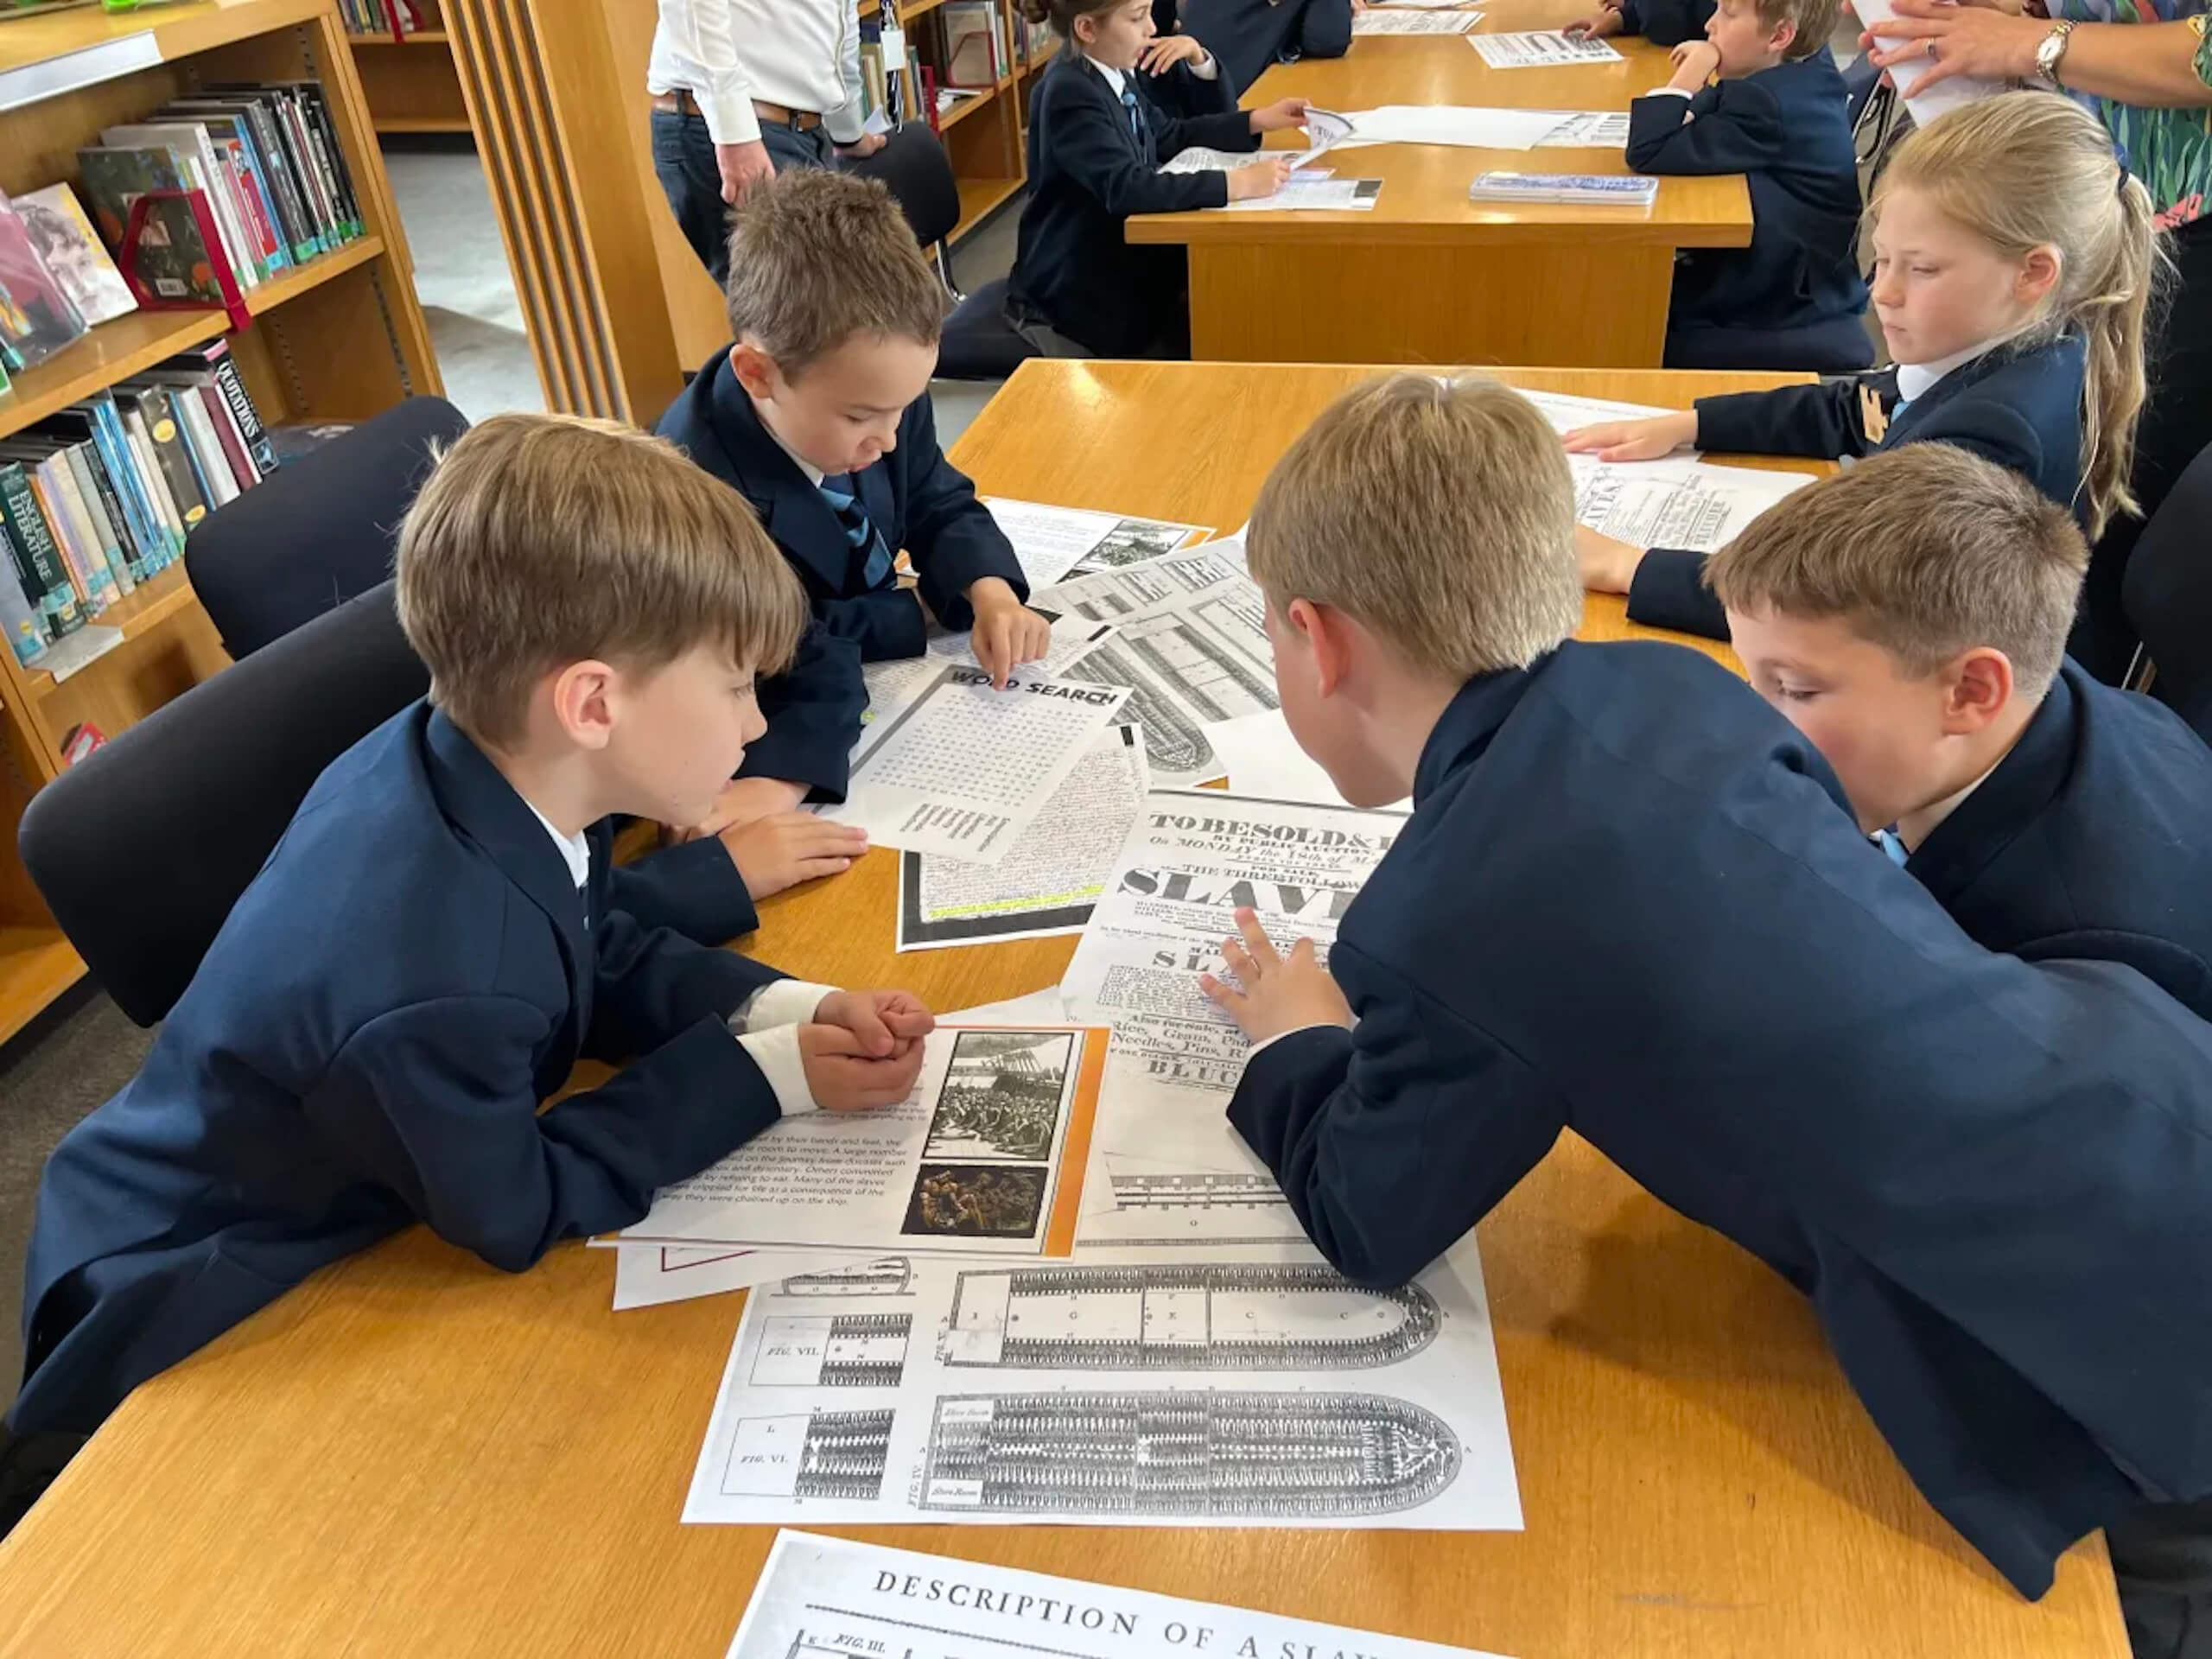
[
  {"xmin": 1706, "ymin": 445, "xmax": 2087, "ymax": 696},
  {"xmin": 1758, "ymin": 0, "xmax": 1840, "ymax": 60},
  {"xmin": 1876, "ymin": 91, "xmax": 2164, "ymax": 538},
  {"xmin": 722, "ymin": 168, "xmax": 946, "ymax": 374},
  {"xmin": 396, "ymin": 413, "xmax": 808, "ymax": 745},
  {"xmin": 1246, "ymin": 375, "xmax": 1581, "ymax": 678}
]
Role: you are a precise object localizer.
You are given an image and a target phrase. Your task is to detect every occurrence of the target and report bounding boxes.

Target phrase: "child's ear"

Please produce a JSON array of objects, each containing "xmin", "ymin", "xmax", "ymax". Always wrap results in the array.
[
  {"xmin": 1770, "ymin": 18, "xmax": 1797, "ymax": 54},
  {"xmin": 1942, "ymin": 647, "xmax": 2017, "ymax": 734},
  {"xmin": 728, "ymin": 339, "xmax": 781, "ymax": 402},
  {"xmin": 2017, "ymin": 245, "xmax": 2063, "ymax": 310},
  {"xmin": 1287, "ymin": 598, "xmax": 1357, "ymax": 698},
  {"xmin": 548, "ymin": 659, "xmax": 620, "ymax": 750}
]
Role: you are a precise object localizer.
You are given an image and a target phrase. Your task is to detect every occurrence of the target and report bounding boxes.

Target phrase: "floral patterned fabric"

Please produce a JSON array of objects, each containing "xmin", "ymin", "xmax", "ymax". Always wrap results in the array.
[{"xmin": 2047, "ymin": 0, "xmax": 2212, "ymax": 227}]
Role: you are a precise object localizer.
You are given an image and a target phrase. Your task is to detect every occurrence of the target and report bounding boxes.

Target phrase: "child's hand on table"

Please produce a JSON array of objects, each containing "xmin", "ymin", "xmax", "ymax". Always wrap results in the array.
[
  {"xmin": 797, "ymin": 1020, "xmax": 930, "ymax": 1110},
  {"xmin": 968, "ymin": 578, "xmax": 1053, "ymax": 688},
  {"xmin": 1567, "ymin": 5, "xmax": 1625, "ymax": 36},
  {"xmin": 1201, "ymin": 906, "xmax": 1355, "ymax": 1045},
  {"xmin": 1228, "ymin": 157, "xmax": 1297, "ymax": 201},
  {"xmin": 1560, "ymin": 410, "xmax": 1698, "ymax": 461},
  {"xmin": 720, "ymin": 813, "xmax": 868, "ymax": 899},
  {"xmin": 814, "ymin": 989, "xmax": 936, "ymax": 1058},
  {"xmin": 671, "ymin": 776, "xmax": 810, "ymax": 842},
  {"xmin": 1575, "ymin": 524, "xmax": 1646, "ymax": 595}
]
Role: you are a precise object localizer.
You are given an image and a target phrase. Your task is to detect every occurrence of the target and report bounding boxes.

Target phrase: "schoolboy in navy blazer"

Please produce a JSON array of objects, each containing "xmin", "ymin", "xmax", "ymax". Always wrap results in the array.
[
  {"xmin": 1624, "ymin": 0, "xmax": 1866, "ymax": 360},
  {"xmin": 1624, "ymin": 336, "xmax": 2090, "ymax": 639},
  {"xmin": 657, "ymin": 347, "xmax": 1027, "ymax": 798},
  {"xmin": 1008, "ymin": 35, "xmax": 1286, "ymax": 359},
  {"xmin": 1179, "ymin": 0, "xmax": 1352, "ymax": 94},
  {"xmin": 1208, "ymin": 375, "xmax": 2212, "ymax": 1607}
]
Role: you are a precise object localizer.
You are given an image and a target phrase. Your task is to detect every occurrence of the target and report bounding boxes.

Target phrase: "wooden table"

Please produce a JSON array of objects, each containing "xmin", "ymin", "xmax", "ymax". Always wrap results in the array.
[
  {"xmin": 1127, "ymin": 3, "xmax": 1752, "ymax": 367},
  {"xmin": 0, "ymin": 365, "xmax": 2127, "ymax": 1659}
]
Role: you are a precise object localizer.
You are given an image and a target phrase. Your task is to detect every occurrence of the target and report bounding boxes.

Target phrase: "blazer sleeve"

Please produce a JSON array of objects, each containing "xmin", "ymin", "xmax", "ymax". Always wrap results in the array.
[
  {"xmin": 1624, "ymin": 547, "xmax": 1730, "ymax": 639},
  {"xmin": 812, "ymin": 588, "xmax": 930, "ymax": 662},
  {"xmin": 1694, "ymin": 378, "xmax": 1880, "ymax": 459},
  {"xmin": 607, "ymin": 835, "xmax": 760, "ymax": 946},
  {"xmin": 1226, "ymin": 943, "xmax": 1568, "ymax": 1289},
  {"xmin": 739, "ymin": 620, "xmax": 868, "ymax": 799},
  {"xmin": 1157, "ymin": 103, "xmax": 1262, "ymax": 159},
  {"xmin": 1058, "ymin": 92, "xmax": 1233, "ymax": 214},
  {"xmin": 1618, "ymin": 0, "xmax": 1717, "ymax": 44},
  {"xmin": 1142, "ymin": 57, "xmax": 1240, "ymax": 118},
  {"xmin": 1626, "ymin": 79, "xmax": 1785, "ymax": 175},
  {"xmin": 902, "ymin": 399, "xmax": 1029, "ymax": 631},
  {"xmin": 1901, "ymin": 399, "xmax": 2050, "ymax": 491},
  {"xmin": 584, "ymin": 906, "xmax": 780, "ymax": 1064},
  {"xmin": 306, "ymin": 996, "xmax": 782, "ymax": 1273}
]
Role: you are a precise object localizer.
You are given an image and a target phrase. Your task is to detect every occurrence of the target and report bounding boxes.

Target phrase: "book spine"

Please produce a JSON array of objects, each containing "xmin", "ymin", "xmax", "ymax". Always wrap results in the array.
[
  {"xmin": 122, "ymin": 406, "xmax": 186, "ymax": 563},
  {"xmin": 0, "ymin": 512, "xmax": 50, "ymax": 666},
  {"xmin": 31, "ymin": 461, "xmax": 104, "ymax": 612},
  {"xmin": 86, "ymin": 397, "xmax": 167, "ymax": 575},
  {"xmin": 196, "ymin": 382, "xmax": 258, "ymax": 491},
  {"xmin": 279, "ymin": 95, "xmax": 339, "ymax": 244},
  {"xmin": 138, "ymin": 390, "xmax": 213, "ymax": 532},
  {"xmin": 183, "ymin": 135, "xmax": 262, "ymax": 287},
  {"xmin": 221, "ymin": 127, "xmax": 291, "ymax": 270},
  {"xmin": 245, "ymin": 102, "xmax": 320, "ymax": 260},
  {"xmin": 50, "ymin": 452, "xmax": 126, "ymax": 605},
  {"xmin": 68, "ymin": 442, "xmax": 141, "ymax": 590},
  {"xmin": 165, "ymin": 385, "xmax": 238, "ymax": 510},
  {"xmin": 302, "ymin": 90, "xmax": 363, "ymax": 238},
  {"xmin": 213, "ymin": 146, "xmax": 276, "ymax": 278},
  {"xmin": 201, "ymin": 342, "xmax": 277, "ymax": 476},
  {"xmin": 0, "ymin": 463, "xmax": 82, "ymax": 641}
]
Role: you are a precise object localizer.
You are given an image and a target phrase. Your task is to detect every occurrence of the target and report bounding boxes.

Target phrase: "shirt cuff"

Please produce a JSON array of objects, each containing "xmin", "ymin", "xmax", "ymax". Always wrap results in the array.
[
  {"xmin": 735, "ymin": 979, "xmax": 840, "ymax": 1033},
  {"xmin": 824, "ymin": 107, "xmax": 866, "ymax": 146},
  {"xmin": 1188, "ymin": 53, "xmax": 1219, "ymax": 79},
  {"xmin": 698, "ymin": 87, "xmax": 762, "ymax": 146},
  {"xmin": 1245, "ymin": 1021, "xmax": 1349, "ymax": 1058},
  {"xmin": 737, "ymin": 1024, "xmax": 819, "ymax": 1116},
  {"xmin": 1644, "ymin": 86, "xmax": 1694, "ymax": 98}
]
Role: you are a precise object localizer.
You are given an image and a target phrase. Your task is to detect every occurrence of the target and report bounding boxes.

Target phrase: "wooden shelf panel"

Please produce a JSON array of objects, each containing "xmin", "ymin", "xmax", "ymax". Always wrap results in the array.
[
  {"xmin": 350, "ymin": 29, "xmax": 450, "ymax": 44},
  {"xmin": 952, "ymin": 173, "xmax": 1022, "ymax": 241},
  {"xmin": 26, "ymin": 563, "xmax": 200, "ymax": 700},
  {"xmin": 373, "ymin": 114, "xmax": 470, "ymax": 132},
  {"xmin": 0, "ymin": 926, "xmax": 86, "ymax": 1050},
  {"xmin": 0, "ymin": 0, "xmax": 331, "ymax": 83},
  {"xmin": 245, "ymin": 232, "xmax": 387, "ymax": 315},
  {"xmin": 0, "ymin": 308, "xmax": 228, "ymax": 441},
  {"xmin": 936, "ymin": 85, "xmax": 1002, "ymax": 132}
]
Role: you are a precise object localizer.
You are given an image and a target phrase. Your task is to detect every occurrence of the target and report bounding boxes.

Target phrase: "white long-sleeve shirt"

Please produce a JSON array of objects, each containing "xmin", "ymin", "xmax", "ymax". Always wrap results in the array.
[{"xmin": 648, "ymin": 0, "xmax": 868, "ymax": 147}]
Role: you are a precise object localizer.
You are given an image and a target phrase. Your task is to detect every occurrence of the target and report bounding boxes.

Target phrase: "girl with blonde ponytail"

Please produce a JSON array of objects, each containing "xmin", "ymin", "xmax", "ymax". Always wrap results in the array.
[{"xmin": 1562, "ymin": 90, "xmax": 2164, "ymax": 646}]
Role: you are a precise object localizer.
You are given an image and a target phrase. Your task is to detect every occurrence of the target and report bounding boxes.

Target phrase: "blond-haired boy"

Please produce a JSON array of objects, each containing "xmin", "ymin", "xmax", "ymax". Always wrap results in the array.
[
  {"xmin": 7, "ymin": 415, "xmax": 933, "ymax": 1461},
  {"xmin": 658, "ymin": 169, "xmax": 1050, "ymax": 837},
  {"xmin": 1198, "ymin": 372, "xmax": 2212, "ymax": 1607},
  {"xmin": 1709, "ymin": 443, "xmax": 2212, "ymax": 1016}
]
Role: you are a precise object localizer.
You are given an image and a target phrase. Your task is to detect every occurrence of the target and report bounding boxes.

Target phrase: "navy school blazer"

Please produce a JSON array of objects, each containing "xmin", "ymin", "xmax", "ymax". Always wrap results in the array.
[
  {"xmin": 1625, "ymin": 55, "xmax": 1868, "ymax": 338},
  {"xmin": 1907, "ymin": 659, "xmax": 2212, "ymax": 1017},
  {"xmin": 1618, "ymin": 0, "xmax": 1716, "ymax": 45},
  {"xmin": 10, "ymin": 702, "xmax": 789, "ymax": 1438},
  {"xmin": 1227, "ymin": 640, "xmax": 2212, "ymax": 1599},
  {"xmin": 1627, "ymin": 335, "xmax": 2091, "ymax": 639},
  {"xmin": 1179, "ymin": 0, "xmax": 1352, "ymax": 95},
  {"xmin": 1008, "ymin": 52, "xmax": 1258, "ymax": 359},
  {"xmin": 656, "ymin": 351, "xmax": 1025, "ymax": 798}
]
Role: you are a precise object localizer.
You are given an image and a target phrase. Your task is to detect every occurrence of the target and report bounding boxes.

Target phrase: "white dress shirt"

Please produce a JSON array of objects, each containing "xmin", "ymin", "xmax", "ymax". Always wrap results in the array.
[
  {"xmin": 525, "ymin": 801, "xmax": 835, "ymax": 1116},
  {"xmin": 1894, "ymin": 335, "xmax": 2009, "ymax": 405},
  {"xmin": 649, "ymin": 0, "xmax": 867, "ymax": 147}
]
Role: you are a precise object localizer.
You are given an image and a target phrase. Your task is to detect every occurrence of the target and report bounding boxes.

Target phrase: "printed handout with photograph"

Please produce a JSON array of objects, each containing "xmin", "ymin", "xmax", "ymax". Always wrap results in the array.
[
  {"xmin": 1060, "ymin": 789, "xmax": 1408, "ymax": 1250},
  {"xmin": 982, "ymin": 497, "xmax": 1211, "ymax": 586},
  {"xmin": 821, "ymin": 666, "xmax": 1131, "ymax": 864},
  {"xmin": 1572, "ymin": 456, "xmax": 1809, "ymax": 553},
  {"xmin": 899, "ymin": 725, "xmax": 1149, "ymax": 951},
  {"xmin": 621, "ymin": 1024, "xmax": 1110, "ymax": 1258},
  {"xmin": 1354, "ymin": 6, "xmax": 1483, "ymax": 30},
  {"xmin": 860, "ymin": 617, "xmax": 1122, "ymax": 733},
  {"xmin": 612, "ymin": 1245, "xmax": 861, "ymax": 1311},
  {"xmin": 1214, "ymin": 176, "xmax": 1384, "ymax": 213},
  {"xmin": 685, "ymin": 1239, "xmax": 1522, "ymax": 1534},
  {"xmin": 1467, "ymin": 29, "xmax": 1623, "ymax": 67},
  {"xmin": 1039, "ymin": 548, "xmax": 1279, "ymax": 789},
  {"xmin": 725, "ymin": 1531, "xmax": 1517, "ymax": 1659}
]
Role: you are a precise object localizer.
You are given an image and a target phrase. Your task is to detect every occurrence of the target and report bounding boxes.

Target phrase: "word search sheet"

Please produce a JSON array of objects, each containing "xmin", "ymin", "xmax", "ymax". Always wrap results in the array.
[{"xmin": 1467, "ymin": 29, "xmax": 1623, "ymax": 66}]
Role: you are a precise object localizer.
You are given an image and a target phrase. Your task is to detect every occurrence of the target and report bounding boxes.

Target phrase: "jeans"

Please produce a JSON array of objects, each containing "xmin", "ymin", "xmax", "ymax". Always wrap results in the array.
[
  {"xmin": 649, "ymin": 109, "xmax": 833, "ymax": 286},
  {"xmin": 2111, "ymin": 1497, "xmax": 2212, "ymax": 1659}
]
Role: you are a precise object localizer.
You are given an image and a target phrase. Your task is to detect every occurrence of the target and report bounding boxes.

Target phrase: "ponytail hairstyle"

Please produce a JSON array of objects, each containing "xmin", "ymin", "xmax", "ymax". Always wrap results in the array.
[
  {"xmin": 1872, "ymin": 91, "xmax": 2167, "ymax": 539},
  {"xmin": 1018, "ymin": 0, "xmax": 1126, "ymax": 46}
]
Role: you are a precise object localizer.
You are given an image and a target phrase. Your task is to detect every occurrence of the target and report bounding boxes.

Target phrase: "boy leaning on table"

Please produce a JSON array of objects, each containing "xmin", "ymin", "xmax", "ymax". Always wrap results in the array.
[
  {"xmin": 0, "ymin": 415, "xmax": 936, "ymax": 1536},
  {"xmin": 1196, "ymin": 372, "xmax": 2212, "ymax": 1636}
]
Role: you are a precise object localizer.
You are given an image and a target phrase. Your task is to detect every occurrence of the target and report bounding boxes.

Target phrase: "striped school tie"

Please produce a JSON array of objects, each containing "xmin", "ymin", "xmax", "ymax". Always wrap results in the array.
[
  {"xmin": 1877, "ymin": 829, "xmax": 1910, "ymax": 866},
  {"xmin": 818, "ymin": 476, "xmax": 895, "ymax": 591},
  {"xmin": 1122, "ymin": 86, "xmax": 1145, "ymax": 143}
]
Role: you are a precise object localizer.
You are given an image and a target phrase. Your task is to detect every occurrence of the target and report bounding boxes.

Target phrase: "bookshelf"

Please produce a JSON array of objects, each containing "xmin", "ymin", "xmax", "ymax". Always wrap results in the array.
[
  {"xmin": 863, "ymin": 0, "xmax": 1047, "ymax": 243},
  {"xmin": 0, "ymin": 0, "xmax": 442, "ymax": 1046},
  {"xmin": 345, "ymin": 0, "xmax": 468, "ymax": 137}
]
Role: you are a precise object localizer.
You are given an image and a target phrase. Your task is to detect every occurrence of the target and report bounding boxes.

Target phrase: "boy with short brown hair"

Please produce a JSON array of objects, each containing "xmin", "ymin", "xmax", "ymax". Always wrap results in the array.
[
  {"xmin": 1709, "ymin": 443, "xmax": 2212, "ymax": 1015},
  {"xmin": 6, "ymin": 413, "xmax": 934, "ymax": 1466},
  {"xmin": 658, "ymin": 169, "xmax": 1050, "ymax": 837},
  {"xmin": 1199, "ymin": 371, "xmax": 2212, "ymax": 1611}
]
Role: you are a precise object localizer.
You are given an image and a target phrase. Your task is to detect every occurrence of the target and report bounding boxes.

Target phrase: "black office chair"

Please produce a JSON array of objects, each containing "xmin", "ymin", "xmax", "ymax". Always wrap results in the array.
[
  {"xmin": 2121, "ymin": 437, "xmax": 2212, "ymax": 743},
  {"xmin": 941, "ymin": 279, "xmax": 1040, "ymax": 380},
  {"xmin": 20, "ymin": 582, "xmax": 430, "ymax": 1026},
  {"xmin": 185, "ymin": 396, "xmax": 469, "ymax": 658},
  {"xmin": 844, "ymin": 123, "xmax": 965, "ymax": 298}
]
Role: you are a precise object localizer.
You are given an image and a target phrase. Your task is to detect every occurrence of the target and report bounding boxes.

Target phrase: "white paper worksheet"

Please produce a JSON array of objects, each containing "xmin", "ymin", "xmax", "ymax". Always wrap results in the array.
[
  {"xmin": 1535, "ymin": 109, "xmax": 1632, "ymax": 146},
  {"xmin": 1467, "ymin": 29, "xmax": 1623, "ymax": 67},
  {"xmin": 725, "ymin": 1531, "xmax": 1516, "ymax": 1659},
  {"xmin": 822, "ymin": 667, "xmax": 1130, "ymax": 864},
  {"xmin": 982, "ymin": 498, "xmax": 1211, "ymax": 587},
  {"xmin": 611, "ymin": 1245, "xmax": 861, "ymax": 1310},
  {"xmin": 684, "ymin": 1240, "xmax": 1522, "ymax": 1533},
  {"xmin": 1849, "ymin": 0, "xmax": 2005, "ymax": 122},
  {"xmin": 1213, "ymin": 175, "xmax": 1383, "ymax": 212},
  {"xmin": 899, "ymin": 724, "xmax": 1149, "ymax": 951},
  {"xmin": 1200, "ymin": 709, "xmax": 1408, "ymax": 810},
  {"xmin": 1354, "ymin": 6, "xmax": 1482, "ymax": 30},
  {"xmin": 1334, "ymin": 104, "xmax": 1573, "ymax": 149},
  {"xmin": 1572, "ymin": 456, "xmax": 1809, "ymax": 552}
]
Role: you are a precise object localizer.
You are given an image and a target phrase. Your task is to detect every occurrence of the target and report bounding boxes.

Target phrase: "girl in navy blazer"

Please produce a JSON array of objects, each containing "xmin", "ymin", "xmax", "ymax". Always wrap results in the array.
[
  {"xmin": 1007, "ymin": 0, "xmax": 1312, "ymax": 358},
  {"xmin": 1566, "ymin": 92, "xmax": 2158, "ymax": 648}
]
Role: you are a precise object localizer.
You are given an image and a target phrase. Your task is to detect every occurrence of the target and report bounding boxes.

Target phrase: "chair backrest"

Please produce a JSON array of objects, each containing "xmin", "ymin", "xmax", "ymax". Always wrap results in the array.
[
  {"xmin": 20, "ymin": 581, "xmax": 430, "ymax": 1026},
  {"xmin": 2122, "ymin": 437, "xmax": 2212, "ymax": 742},
  {"xmin": 185, "ymin": 396, "xmax": 469, "ymax": 658},
  {"xmin": 844, "ymin": 123, "xmax": 962, "ymax": 250}
]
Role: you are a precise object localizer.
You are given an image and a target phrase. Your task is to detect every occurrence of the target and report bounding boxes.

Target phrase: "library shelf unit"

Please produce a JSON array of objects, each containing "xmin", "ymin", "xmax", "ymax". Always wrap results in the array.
[
  {"xmin": 0, "ymin": 0, "xmax": 442, "ymax": 1045},
  {"xmin": 346, "ymin": 0, "xmax": 467, "ymax": 137}
]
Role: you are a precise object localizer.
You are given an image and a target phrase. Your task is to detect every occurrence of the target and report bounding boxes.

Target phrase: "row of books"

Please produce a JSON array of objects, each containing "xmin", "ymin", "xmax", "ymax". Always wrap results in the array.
[
  {"xmin": 338, "ymin": 0, "xmax": 429, "ymax": 35},
  {"xmin": 0, "ymin": 80, "xmax": 364, "ymax": 376},
  {"xmin": 0, "ymin": 340, "xmax": 276, "ymax": 671},
  {"xmin": 856, "ymin": 5, "xmax": 1058, "ymax": 135}
]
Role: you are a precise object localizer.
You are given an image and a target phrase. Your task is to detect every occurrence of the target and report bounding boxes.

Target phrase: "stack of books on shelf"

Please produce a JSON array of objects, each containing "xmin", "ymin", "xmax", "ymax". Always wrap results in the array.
[
  {"xmin": 859, "ymin": 14, "xmax": 929, "ymax": 132},
  {"xmin": 1013, "ymin": 16, "xmax": 1058, "ymax": 68},
  {"xmin": 340, "ymin": 0, "xmax": 425, "ymax": 35},
  {"xmin": 938, "ymin": 1, "xmax": 1007, "ymax": 88},
  {"xmin": 0, "ymin": 339, "xmax": 276, "ymax": 678}
]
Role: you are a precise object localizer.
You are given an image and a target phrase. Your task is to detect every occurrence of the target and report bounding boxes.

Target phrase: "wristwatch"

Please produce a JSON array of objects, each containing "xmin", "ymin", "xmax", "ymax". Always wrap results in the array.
[{"xmin": 2034, "ymin": 18, "xmax": 2076, "ymax": 88}]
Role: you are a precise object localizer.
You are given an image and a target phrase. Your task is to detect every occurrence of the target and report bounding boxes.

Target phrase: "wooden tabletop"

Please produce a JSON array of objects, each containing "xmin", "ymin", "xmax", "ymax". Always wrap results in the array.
[
  {"xmin": 1128, "ymin": 3, "xmax": 1751, "ymax": 250},
  {"xmin": 0, "ymin": 364, "xmax": 2126, "ymax": 1659}
]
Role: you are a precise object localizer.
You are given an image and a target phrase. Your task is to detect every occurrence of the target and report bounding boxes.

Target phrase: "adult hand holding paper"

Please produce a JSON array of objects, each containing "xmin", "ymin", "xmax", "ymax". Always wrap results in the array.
[{"xmin": 1853, "ymin": 0, "xmax": 2012, "ymax": 120}]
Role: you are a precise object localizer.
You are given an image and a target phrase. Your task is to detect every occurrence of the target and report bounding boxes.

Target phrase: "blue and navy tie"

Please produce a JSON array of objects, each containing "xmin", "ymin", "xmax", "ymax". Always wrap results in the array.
[
  {"xmin": 1877, "ymin": 829, "xmax": 1910, "ymax": 867},
  {"xmin": 1122, "ymin": 86, "xmax": 1145, "ymax": 144},
  {"xmin": 819, "ymin": 475, "xmax": 894, "ymax": 591}
]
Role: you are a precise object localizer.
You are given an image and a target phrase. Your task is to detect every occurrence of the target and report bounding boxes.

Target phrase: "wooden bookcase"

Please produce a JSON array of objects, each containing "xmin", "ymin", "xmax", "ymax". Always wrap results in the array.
[
  {"xmin": 346, "ymin": 0, "xmax": 469, "ymax": 136},
  {"xmin": 882, "ymin": 0, "xmax": 1052, "ymax": 242},
  {"xmin": 0, "ymin": 0, "xmax": 443, "ymax": 1045}
]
